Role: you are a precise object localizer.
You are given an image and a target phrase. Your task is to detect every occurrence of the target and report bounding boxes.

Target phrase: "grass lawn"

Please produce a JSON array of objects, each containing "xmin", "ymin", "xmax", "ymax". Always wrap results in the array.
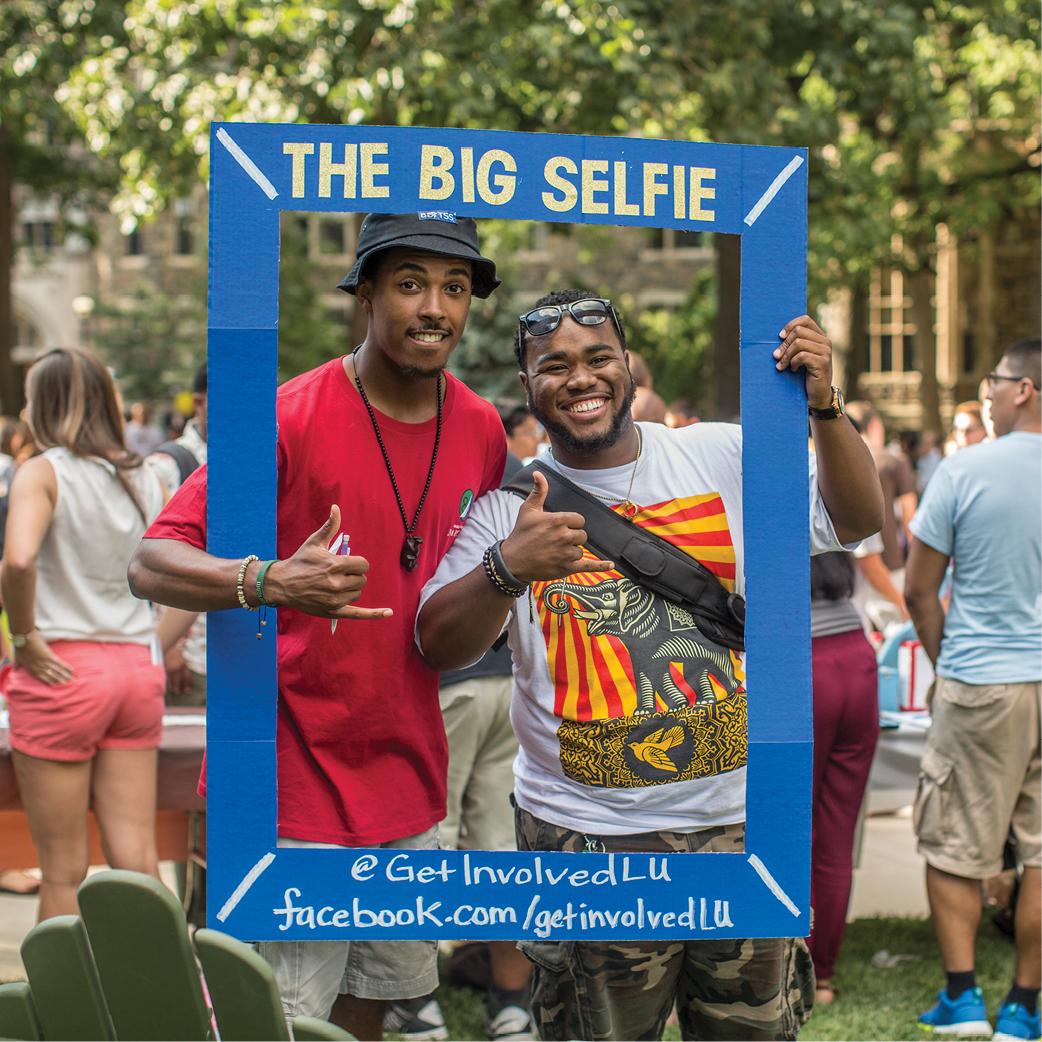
[{"xmin": 427, "ymin": 916, "xmax": 1018, "ymax": 1042}]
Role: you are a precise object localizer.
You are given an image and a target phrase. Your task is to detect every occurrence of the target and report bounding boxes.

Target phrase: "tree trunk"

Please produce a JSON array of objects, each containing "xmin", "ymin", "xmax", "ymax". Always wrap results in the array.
[
  {"xmin": 909, "ymin": 265, "xmax": 941, "ymax": 435},
  {"xmin": 844, "ymin": 283, "xmax": 869, "ymax": 399},
  {"xmin": 0, "ymin": 135, "xmax": 22, "ymax": 415},
  {"xmin": 713, "ymin": 233, "xmax": 741, "ymax": 421}
]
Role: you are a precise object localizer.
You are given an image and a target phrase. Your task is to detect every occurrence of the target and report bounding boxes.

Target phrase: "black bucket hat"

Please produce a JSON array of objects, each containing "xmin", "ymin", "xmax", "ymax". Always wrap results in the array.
[{"xmin": 337, "ymin": 212, "xmax": 501, "ymax": 299}]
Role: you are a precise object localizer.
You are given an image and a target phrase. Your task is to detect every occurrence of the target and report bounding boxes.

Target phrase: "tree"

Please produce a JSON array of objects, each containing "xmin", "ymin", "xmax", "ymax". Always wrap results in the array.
[
  {"xmin": 56, "ymin": 0, "xmax": 1039, "ymax": 425},
  {"xmin": 277, "ymin": 217, "xmax": 348, "ymax": 382},
  {"xmin": 618, "ymin": 1, "xmax": 1038, "ymax": 426},
  {"xmin": 92, "ymin": 278, "xmax": 204, "ymax": 403},
  {"xmin": 0, "ymin": 1, "xmax": 124, "ymax": 412}
]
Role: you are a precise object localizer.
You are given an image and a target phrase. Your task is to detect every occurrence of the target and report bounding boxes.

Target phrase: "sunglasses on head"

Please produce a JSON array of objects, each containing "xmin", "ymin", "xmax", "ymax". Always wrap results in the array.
[{"xmin": 518, "ymin": 297, "xmax": 622, "ymax": 340}]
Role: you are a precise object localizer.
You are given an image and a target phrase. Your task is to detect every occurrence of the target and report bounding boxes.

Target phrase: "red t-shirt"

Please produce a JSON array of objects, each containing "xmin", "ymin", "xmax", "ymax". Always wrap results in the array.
[{"xmin": 146, "ymin": 359, "xmax": 505, "ymax": 844}]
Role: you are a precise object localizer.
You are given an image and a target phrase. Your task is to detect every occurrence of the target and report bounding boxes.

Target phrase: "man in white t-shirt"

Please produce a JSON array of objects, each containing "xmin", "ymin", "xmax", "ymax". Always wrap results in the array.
[{"xmin": 417, "ymin": 290, "xmax": 883, "ymax": 1041}]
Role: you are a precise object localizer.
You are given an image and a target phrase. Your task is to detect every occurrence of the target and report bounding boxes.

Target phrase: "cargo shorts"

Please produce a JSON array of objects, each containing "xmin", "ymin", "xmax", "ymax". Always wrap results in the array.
[
  {"xmin": 915, "ymin": 677, "xmax": 1041, "ymax": 878},
  {"xmin": 514, "ymin": 806, "xmax": 814, "ymax": 1041}
]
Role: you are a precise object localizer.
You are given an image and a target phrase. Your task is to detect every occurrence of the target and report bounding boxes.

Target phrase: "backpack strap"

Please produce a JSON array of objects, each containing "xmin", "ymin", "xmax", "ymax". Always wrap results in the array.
[
  {"xmin": 154, "ymin": 441, "xmax": 200, "ymax": 486},
  {"xmin": 504, "ymin": 460, "xmax": 746, "ymax": 651}
]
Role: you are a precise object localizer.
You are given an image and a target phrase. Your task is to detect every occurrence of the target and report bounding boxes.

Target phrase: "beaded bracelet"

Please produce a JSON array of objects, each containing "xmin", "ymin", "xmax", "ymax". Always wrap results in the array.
[
  {"xmin": 482, "ymin": 542, "xmax": 528, "ymax": 598},
  {"xmin": 236, "ymin": 554, "xmax": 260, "ymax": 610}
]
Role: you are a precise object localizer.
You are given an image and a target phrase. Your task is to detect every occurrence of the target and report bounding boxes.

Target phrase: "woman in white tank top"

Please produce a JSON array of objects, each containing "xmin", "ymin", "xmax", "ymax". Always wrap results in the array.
[{"xmin": 1, "ymin": 348, "xmax": 167, "ymax": 921}]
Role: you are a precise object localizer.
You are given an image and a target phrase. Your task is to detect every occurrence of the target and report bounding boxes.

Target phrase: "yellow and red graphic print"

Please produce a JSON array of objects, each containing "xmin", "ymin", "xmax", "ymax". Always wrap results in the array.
[{"xmin": 532, "ymin": 492, "xmax": 745, "ymax": 721}]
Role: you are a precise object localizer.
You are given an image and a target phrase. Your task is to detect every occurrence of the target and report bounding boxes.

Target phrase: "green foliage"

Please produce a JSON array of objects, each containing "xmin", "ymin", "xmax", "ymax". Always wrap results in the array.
[
  {"xmin": 0, "ymin": 0, "xmax": 123, "ymax": 194},
  {"xmin": 627, "ymin": 269, "xmax": 716, "ymax": 415},
  {"xmin": 448, "ymin": 220, "xmax": 531, "ymax": 400},
  {"xmin": 277, "ymin": 217, "xmax": 349, "ymax": 382},
  {"xmin": 93, "ymin": 278, "xmax": 204, "ymax": 403},
  {"xmin": 0, "ymin": 1, "xmax": 129, "ymax": 410},
  {"xmin": 6, "ymin": 0, "xmax": 1035, "ymax": 416}
]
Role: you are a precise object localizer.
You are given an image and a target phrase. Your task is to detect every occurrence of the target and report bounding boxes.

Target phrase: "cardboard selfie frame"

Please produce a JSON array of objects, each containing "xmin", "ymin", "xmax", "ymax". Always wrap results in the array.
[{"xmin": 207, "ymin": 122, "xmax": 810, "ymax": 941}]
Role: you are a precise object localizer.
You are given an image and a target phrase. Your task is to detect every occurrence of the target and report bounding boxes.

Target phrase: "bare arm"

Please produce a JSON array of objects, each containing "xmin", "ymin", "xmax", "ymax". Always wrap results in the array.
[
  {"xmin": 129, "ymin": 504, "xmax": 393, "ymax": 620},
  {"xmin": 418, "ymin": 472, "xmax": 613, "ymax": 671},
  {"xmin": 855, "ymin": 553, "xmax": 909, "ymax": 618},
  {"xmin": 155, "ymin": 606, "xmax": 199, "ymax": 652},
  {"xmin": 419, "ymin": 565, "xmax": 518, "ymax": 672},
  {"xmin": 1, "ymin": 458, "xmax": 73, "ymax": 684},
  {"xmin": 898, "ymin": 490, "xmax": 918, "ymax": 542},
  {"xmin": 1, "ymin": 458, "xmax": 55, "ymax": 634},
  {"xmin": 904, "ymin": 537, "xmax": 950, "ymax": 664},
  {"xmin": 775, "ymin": 315, "xmax": 885, "ymax": 543}
]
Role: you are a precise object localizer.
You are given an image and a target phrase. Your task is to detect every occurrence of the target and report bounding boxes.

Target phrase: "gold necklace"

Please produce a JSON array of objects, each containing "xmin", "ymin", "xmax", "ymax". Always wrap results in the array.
[{"xmin": 560, "ymin": 427, "xmax": 643, "ymax": 520}]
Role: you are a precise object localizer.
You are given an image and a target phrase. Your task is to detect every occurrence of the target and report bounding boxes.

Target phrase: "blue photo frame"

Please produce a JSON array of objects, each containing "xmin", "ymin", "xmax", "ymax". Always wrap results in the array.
[{"xmin": 206, "ymin": 123, "xmax": 810, "ymax": 941}]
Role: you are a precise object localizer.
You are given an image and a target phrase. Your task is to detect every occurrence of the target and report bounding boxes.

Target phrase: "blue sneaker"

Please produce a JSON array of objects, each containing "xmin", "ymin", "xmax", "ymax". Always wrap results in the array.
[
  {"xmin": 918, "ymin": 987, "xmax": 993, "ymax": 1036},
  {"xmin": 994, "ymin": 1002, "xmax": 1042, "ymax": 1041}
]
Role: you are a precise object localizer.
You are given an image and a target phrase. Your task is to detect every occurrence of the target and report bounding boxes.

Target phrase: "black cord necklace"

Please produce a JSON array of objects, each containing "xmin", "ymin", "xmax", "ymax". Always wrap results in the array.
[{"xmin": 352, "ymin": 348, "xmax": 443, "ymax": 572}]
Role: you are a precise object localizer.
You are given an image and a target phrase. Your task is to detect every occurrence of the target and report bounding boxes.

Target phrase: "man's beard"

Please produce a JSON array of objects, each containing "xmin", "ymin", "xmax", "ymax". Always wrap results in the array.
[
  {"xmin": 528, "ymin": 377, "xmax": 637, "ymax": 458},
  {"xmin": 398, "ymin": 362, "xmax": 445, "ymax": 380}
]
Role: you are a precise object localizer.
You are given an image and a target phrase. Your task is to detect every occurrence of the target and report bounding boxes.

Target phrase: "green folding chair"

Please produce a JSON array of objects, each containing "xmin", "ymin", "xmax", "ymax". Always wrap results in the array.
[
  {"xmin": 77, "ymin": 870, "xmax": 212, "ymax": 1040},
  {"xmin": 291, "ymin": 1016, "xmax": 357, "ymax": 1041},
  {"xmin": 20, "ymin": 914, "xmax": 116, "ymax": 1041},
  {"xmin": 193, "ymin": 928, "xmax": 290, "ymax": 1041},
  {"xmin": 0, "ymin": 981, "xmax": 42, "ymax": 1041}
]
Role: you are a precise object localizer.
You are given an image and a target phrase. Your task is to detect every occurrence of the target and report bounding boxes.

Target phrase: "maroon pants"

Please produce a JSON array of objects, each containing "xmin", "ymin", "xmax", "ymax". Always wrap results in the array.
[{"xmin": 809, "ymin": 628, "xmax": 879, "ymax": 981}]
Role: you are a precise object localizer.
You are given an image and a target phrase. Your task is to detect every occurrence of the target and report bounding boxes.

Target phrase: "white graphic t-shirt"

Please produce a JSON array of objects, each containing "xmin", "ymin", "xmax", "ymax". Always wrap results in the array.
[{"xmin": 419, "ymin": 422, "xmax": 850, "ymax": 835}]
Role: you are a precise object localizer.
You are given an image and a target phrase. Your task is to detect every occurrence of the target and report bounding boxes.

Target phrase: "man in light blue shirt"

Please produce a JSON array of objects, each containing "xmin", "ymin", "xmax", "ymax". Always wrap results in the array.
[{"xmin": 906, "ymin": 337, "xmax": 1042, "ymax": 1042}]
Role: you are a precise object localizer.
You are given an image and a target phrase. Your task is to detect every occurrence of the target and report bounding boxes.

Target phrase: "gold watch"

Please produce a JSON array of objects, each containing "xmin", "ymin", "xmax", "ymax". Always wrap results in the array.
[{"xmin": 808, "ymin": 386, "xmax": 845, "ymax": 420}]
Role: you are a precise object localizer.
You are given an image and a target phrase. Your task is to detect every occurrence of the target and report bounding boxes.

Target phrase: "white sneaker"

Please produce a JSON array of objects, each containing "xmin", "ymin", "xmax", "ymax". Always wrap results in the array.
[
  {"xmin": 383, "ymin": 996, "xmax": 449, "ymax": 1041},
  {"xmin": 485, "ymin": 1003, "xmax": 535, "ymax": 1041}
]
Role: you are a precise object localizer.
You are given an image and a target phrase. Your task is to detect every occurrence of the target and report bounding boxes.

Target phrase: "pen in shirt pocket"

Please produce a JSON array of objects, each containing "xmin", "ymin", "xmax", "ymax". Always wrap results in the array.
[{"xmin": 329, "ymin": 532, "xmax": 350, "ymax": 634}]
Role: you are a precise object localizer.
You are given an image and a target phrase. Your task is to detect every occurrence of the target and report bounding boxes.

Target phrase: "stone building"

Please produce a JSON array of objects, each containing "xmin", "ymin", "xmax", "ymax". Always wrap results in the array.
[
  {"xmin": 11, "ymin": 194, "xmax": 1040, "ymax": 430},
  {"xmin": 849, "ymin": 214, "xmax": 1041, "ymax": 434}
]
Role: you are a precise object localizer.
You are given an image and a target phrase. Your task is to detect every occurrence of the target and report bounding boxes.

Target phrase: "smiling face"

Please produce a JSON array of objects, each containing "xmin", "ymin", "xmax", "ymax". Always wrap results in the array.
[
  {"xmin": 357, "ymin": 247, "xmax": 474, "ymax": 379},
  {"xmin": 519, "ymin": 314, "xmax": 636, "ymax": 463}
]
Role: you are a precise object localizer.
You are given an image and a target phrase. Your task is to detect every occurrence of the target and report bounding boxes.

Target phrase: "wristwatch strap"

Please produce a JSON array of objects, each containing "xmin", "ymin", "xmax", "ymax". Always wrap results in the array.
[{"xmin": 809, "ymin": 386, "xmax": 845, "ymax": 419}]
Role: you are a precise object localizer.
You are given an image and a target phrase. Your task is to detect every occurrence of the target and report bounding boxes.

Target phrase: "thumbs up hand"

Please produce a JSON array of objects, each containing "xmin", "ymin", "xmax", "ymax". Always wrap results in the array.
[
  {"xmin": 262, "ymin": 506, "xmax": 393, "ymax": 620},
  {"xmin": 499, "ymin": 472, "xmax": 614, "ymax": 584}
]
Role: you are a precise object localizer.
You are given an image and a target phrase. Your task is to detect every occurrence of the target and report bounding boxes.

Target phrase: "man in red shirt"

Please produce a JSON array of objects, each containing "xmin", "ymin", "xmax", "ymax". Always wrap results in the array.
[{"xmin": 129, "ymin": 213, "xmax": 507, "ymax": 1039}]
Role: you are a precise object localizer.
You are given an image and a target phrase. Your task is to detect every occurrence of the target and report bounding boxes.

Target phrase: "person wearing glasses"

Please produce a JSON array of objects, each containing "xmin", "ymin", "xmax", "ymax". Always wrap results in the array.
[
  {"xmin": 906, "ymin": 337, "xmax": 1042, "ymax": 1042},
  {"xmin": 417, "ymin": 289, "xmax": 883, "ymax": 1041}
]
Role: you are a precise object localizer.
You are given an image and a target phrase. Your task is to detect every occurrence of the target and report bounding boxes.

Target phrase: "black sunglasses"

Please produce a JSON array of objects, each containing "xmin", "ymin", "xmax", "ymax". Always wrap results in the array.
[
  {"xmin": 986, "ymin": 371, "xmax": 1039, "ymax": 390},
  {"xmin": 518, "ymin": 297, "xmax": 623, "ymax": 340}
]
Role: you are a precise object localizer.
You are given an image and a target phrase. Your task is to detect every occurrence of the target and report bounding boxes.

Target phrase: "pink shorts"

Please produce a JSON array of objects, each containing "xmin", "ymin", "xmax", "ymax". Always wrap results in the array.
[{"xmin": 6, "ymin": 641, "xmax": 165, "ymax": 762}]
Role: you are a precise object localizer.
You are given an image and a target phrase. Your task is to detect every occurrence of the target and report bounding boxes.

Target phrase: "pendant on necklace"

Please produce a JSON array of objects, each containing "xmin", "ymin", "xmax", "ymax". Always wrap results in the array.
[
  {"xmin": 401, "ymin": 534, "xmax": 423, "ymax": 571},
  {"xmin": 620, "ymin": 500, "xmax": 638, "ymax": 520}
]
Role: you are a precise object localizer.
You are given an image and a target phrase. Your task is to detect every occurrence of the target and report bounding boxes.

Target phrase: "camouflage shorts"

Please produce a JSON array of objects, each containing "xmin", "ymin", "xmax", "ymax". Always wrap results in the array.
[{"xmin": 514, "ymin": 807, "xmax": 814, "ymax": 1041}]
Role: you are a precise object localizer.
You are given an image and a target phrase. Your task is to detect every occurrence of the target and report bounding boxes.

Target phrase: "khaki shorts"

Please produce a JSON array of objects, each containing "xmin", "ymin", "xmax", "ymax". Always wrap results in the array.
[
  {"xmin": 439, "ymin": 675, "xmax": 518, "ymax": 852},
  {"xmin": 915, "ymin": 677, "xmax": 1041, "ymax": 878},
  {"xmin": 256, "ymin": 826, "xmax": 440, "ymax": 1017}
]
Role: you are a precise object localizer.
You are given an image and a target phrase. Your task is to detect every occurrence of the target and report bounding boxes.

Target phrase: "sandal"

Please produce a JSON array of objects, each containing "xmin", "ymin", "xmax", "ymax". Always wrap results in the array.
[{"xmin": 815, "ymin": 980, "xmax": 837, "ymax": 1006}]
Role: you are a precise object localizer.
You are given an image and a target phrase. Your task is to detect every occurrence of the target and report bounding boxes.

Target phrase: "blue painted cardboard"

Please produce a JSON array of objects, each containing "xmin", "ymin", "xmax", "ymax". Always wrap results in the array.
[{"xmin": 206, "ymin": 123, "xmax": 810, "ymax": 941}]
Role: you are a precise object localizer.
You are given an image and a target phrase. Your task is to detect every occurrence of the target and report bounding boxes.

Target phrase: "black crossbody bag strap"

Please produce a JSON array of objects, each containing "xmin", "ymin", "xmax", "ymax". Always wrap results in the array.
[
  {"xmin": 155, "ymin": 441, "xmax": 200, "ymax": 486},
  {"xmin": 504, "ymin": 460, "xmax": 746, "ymax": 651}
]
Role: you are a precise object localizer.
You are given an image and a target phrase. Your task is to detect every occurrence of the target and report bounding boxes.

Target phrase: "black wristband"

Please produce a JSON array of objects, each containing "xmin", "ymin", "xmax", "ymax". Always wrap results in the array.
[
  {"xmin": 482, "ymin": 543, "xmax": 528, "ymax": 598},
  {"xmin": 490, "ymin": 541, "xmax": 527, "ymax": 590}
]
